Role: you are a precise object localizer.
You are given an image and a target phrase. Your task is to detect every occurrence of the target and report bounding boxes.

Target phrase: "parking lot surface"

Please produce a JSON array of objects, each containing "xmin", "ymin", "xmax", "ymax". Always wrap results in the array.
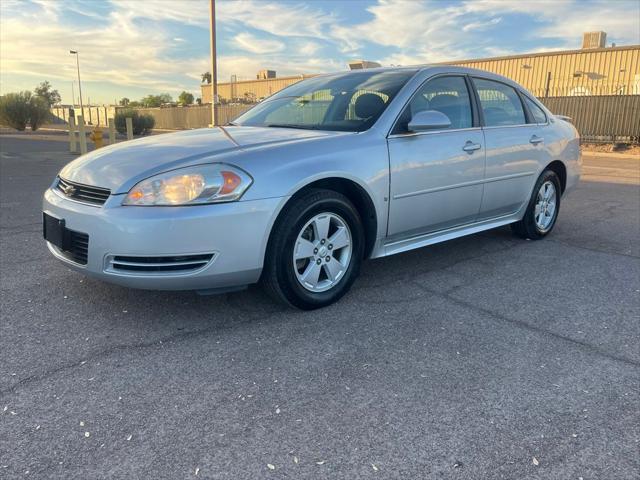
[{"xmin": 1, "ymin": 131, "xmax": 639, "ymax": 479}]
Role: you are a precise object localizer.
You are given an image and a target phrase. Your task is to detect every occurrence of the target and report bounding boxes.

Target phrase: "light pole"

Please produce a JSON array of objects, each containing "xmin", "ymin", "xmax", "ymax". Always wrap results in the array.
[
  {"xmin": 209, "ymin": 0, "xmax": 218, "ymax": 126},
  {"xmin": 70, "ymin": 50, "xmax": 84, "ymax": 117}
]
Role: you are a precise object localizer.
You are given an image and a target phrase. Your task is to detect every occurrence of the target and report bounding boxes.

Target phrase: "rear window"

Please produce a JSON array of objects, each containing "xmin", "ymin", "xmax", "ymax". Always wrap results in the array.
[
  {"xmin": 473, "ymin": 78, "xmax": 526, "ymax": 127},
  {"xmin": 523, "ymin": 95, "xmax": 548, "ymax": 124}
]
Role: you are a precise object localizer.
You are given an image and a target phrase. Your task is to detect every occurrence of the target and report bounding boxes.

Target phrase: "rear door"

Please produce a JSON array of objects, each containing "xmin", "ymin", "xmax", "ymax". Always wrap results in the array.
[
  {"xmin": 472, "ymin": 77, "xmax": 541, "ymax": 219},
  {"xmin": 387, "ymin": 75, "xmax": 485, "ymax": 238}
]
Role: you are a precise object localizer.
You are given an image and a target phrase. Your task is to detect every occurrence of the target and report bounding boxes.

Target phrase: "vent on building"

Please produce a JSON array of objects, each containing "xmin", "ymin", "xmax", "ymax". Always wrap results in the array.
[
  {"xmin": 348, "ymin": 60, "xmax": 382, "ymax": 70},
  {"xmin": 582, "ymin": 31, "xmax": 606, "ymax": 49},
  {"xmin": 257, "ymin": 70, "xmax": 276, "ymax": 80}
]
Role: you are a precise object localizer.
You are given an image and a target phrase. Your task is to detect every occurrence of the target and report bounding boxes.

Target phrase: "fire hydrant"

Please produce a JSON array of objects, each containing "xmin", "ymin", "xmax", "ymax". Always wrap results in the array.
[{"xmin": 89, "ymin": 126, "xmax": 104, "ymax": 148}]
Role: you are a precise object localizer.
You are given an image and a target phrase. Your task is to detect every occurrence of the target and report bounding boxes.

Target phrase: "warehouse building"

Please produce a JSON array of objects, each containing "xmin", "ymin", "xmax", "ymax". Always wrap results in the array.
[{"xmin": 201, "ymin": 33, "xmax": 639, "ymax": 103}]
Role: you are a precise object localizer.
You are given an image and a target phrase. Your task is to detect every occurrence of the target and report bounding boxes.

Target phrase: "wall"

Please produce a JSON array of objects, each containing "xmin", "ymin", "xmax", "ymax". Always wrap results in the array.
[
  {"xmin": 200, "ymin": 45, "xmax": 639, "ymax": 102},
  {"xmin": 201, "ymin": 74, "xmax": 316, "ymax": 103},
  {"xmin": 444, "ymin": 45, "xmax": 640, "ymax": 96}
]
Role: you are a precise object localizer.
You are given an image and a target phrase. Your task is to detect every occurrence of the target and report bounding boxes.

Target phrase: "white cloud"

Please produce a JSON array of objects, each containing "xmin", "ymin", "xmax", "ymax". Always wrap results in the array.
[
  {"xmin": 2, "ymin": 0, "xmax": 638, "ymax": 103},
  {"xmin": 463, "ymin": 17, "xmax": 501, "ymax": 32},
  {"xmin": 464, "ymin": 0, "xmax": 640, "ymax": 45},
  {"xmin": 234, "ymin": 32, "xmax": 285, "ymax": 54},
  {"xmin": 298, "ymin": 41, "xmax": 322, "ymax": 56}
]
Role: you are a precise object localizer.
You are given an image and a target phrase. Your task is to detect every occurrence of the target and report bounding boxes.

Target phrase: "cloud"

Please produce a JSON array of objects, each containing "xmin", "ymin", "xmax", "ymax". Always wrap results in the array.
[
  {"xmin": 2, "ymin": 0, "xmax": 638, "ymax": 103},
  {"xmin": 462, "ymin": 17, "xmax": 501, "ymax": 32},
  {"xmin": 234, "ymin": 32, "xmax": 285, "ymax": 54}
]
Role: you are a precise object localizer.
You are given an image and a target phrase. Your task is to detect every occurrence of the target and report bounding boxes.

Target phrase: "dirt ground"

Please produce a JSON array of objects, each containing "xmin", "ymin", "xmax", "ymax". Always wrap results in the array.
[{"xmin": 582, "ymin": 142, "xmax": 640, "ymax": 156}]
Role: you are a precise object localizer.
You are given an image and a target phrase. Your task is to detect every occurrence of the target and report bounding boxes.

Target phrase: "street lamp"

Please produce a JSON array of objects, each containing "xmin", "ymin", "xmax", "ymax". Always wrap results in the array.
[
  {"xmin": 69, "ymin": 50, "xmax": 84, "ymax": 117},
  {"xmin": 209, "ymin": 0, "xmax": 218, "ymax": 126}
]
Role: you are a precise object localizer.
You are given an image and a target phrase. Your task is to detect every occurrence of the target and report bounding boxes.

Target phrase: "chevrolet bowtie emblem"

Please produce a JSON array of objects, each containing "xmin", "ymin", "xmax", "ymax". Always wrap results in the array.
[{"xmin": 62, "ymin": 184, "xmax": 76, "ymax": 196}]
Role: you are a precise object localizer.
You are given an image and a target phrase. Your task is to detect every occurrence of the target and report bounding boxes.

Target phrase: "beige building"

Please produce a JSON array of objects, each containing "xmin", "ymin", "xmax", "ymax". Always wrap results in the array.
[{"xmin": 201, "ymin": 34, "xmax": 640, "ymax": 103}]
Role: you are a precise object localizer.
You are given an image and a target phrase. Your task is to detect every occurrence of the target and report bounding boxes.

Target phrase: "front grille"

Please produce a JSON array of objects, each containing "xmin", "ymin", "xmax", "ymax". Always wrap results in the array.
[
  {"xmin": 58, "ymin": 230, "xmax": 89, "ymax": 265},
  {"xmin": 56, "ymin": 177, "xmax": 111, "ymax": 206},
  {"xmin": 107, "ymin": 254, "xmax": 215, "ymax": 274}
]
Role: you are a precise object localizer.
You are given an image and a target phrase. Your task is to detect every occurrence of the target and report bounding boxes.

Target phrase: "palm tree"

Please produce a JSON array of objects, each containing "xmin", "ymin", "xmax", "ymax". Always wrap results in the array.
[{"xmin": 201, "ymin": 72, "xmax": 212, "ymax": 84}]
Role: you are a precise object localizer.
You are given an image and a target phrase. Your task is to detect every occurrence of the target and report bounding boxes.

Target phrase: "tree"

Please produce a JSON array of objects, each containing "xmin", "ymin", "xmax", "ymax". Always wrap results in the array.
[
  {"xmin": 201, "ymin": 72, "xmax": 211, "ymax": 84},
  {"xmin": 119, "ymin": 97, "xmax": 130, "ymax": 106},
  {"xmin": 0, "ymin": 91, "xmax": 32, "ymax": 130},
  {"xmin": 178, "ymin": 91, "xmax": 194, "ymax": 105},
  {"xmin": 140, "ymin": 93, "xmax": 173, "ymax": 108},
  {"xmin": 34, "ymin": 81, "xmax": 61, "ymax": 107}
]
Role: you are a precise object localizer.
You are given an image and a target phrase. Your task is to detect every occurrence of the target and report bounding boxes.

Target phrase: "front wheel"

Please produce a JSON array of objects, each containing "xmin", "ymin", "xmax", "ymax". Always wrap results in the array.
[
  {"xmin": 261, "ymin": 189, "xmax": 364, "ymax": 310},
  {"xmin": 511, "ymin": 169, "xmax": 562, "ymax": 240}
]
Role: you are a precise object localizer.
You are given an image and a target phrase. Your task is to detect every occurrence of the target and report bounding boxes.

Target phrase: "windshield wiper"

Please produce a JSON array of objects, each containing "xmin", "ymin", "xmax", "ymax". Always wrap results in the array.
[{"xmin": 265, "ymin": 123, "xmax": 318, "ymax": 130}]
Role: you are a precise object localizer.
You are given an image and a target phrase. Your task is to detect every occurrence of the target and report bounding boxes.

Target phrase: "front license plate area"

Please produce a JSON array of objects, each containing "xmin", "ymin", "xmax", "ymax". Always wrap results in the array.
[{"xmin": 43, "ymin": 213, "xmax": 69, "ymax": 250}]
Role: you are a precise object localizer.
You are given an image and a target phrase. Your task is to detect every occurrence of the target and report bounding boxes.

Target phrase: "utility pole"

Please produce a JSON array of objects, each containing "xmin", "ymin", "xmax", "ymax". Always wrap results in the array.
[
  {"xmin": 71, "ymin": 81, "xmax": 76, "ymax": 109},
  {"xmin": 70, "ymin": 50, "xmax": 84, "ymax": 117},
  {"xmin": 209, "ymin": 0, "xmax": 218, "ymax": 126}
]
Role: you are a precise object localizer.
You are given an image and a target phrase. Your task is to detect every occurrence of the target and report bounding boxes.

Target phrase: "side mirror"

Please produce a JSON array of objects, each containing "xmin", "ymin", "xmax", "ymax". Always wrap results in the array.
[{"xmin": 407, "ymin": 110, "xmax": 452, "ymax": 132}]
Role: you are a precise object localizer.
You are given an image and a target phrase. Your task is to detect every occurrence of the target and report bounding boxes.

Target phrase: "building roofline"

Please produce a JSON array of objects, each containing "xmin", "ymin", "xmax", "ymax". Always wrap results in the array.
[
  {"xmin": 202, "ymin": 73, "xmax": 316, "ymax": 87},
  {"xmin": 201, "ymin": 44, "xmax": 640, "ymax": 90},
  {"xmin": 435, "ymin": 44, "xmax": 640, "ymax": 65}
]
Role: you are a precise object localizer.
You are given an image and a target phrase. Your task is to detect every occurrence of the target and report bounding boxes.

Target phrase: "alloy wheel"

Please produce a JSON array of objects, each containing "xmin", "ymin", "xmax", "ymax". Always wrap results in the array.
[{"xmin": 293, "ymin": 212, "xmax": 352, "ymax": 293}]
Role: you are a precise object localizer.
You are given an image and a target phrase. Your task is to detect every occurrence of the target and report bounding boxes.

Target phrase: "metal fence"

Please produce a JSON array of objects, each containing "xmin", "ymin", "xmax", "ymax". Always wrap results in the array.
[
  {"xmin": 49, "ymin": 92, "xmax": 639, "ymax": 144},
  {"xmin": 114, "ymin": 104, "xmax": 253, "ymax": 130},
  {"xmin": 536, "ymin": 94, "xmax": 640, "ymax": 144}
]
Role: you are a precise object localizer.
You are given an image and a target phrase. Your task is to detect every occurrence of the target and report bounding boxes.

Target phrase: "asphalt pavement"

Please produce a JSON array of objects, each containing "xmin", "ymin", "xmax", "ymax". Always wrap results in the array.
[{"xmin": 1, "ymin": 131, "xmax": 639, "ymax": 479}]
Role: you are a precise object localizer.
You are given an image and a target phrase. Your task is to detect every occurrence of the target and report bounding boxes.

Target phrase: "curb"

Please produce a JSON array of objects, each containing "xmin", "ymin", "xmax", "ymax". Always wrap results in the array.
[{"xmin": 582, "ymin": 151, "xmax": 639, "ymax": 159}]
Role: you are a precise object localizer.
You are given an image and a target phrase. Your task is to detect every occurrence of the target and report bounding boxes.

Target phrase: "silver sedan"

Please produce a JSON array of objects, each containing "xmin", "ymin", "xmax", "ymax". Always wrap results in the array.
[{"xmin": 43, "ymin": 66, "xmax": 581, "ymax": 309}]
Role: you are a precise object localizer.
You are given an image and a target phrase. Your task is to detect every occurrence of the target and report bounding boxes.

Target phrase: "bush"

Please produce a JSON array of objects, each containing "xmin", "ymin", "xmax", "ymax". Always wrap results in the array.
[
  {"xmin": 114, "ymin": 110, "xmax": 155, "ymax": 136},
  {"xmin": 0, "ymin": 91, "xmax": 52, "ymax": 131},
  {"xmin": 29, "ymin": 96, "xmax": 51, "ymax": 131},
  {"xmin": 0, "ymin": 91, "xmax": 32, "ymax": 131}
]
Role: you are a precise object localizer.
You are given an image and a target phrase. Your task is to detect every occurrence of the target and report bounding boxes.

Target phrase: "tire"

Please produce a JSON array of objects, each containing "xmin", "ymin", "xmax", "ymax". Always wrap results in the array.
[
  {"xmin": 511, "ymin": 169, "xmax": 562, "ymax": 240},
  {"xmin": 261, "ymin": 189, "xmax": 365, "ymax": 310}
]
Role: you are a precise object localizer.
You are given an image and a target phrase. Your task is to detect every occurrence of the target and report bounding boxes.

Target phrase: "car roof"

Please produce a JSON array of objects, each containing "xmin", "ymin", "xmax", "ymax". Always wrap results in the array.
[{"xmin": 324, "ymin": 65, "xmax": 524, "ymax": 90}]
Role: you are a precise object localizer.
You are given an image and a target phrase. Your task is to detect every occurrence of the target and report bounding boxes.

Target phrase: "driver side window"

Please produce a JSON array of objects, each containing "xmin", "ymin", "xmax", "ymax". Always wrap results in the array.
[{"xmin": 394, "ymin": 76, "xmax": 473, "ymax": 133}]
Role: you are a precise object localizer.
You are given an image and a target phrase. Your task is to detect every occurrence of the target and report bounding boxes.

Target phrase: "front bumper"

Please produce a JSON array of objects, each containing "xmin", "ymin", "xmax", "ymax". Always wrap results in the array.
[{"xmin": 43, "ymin": 188, "xmax": 286, "ymax": 290}]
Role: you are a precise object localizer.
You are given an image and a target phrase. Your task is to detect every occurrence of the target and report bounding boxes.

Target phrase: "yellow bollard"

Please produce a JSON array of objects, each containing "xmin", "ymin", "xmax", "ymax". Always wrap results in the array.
[
  {"xmin": 125, "ymin": 117, "xmax": 133, "ymax": 140},
  {"xmin": 108, "ymin": 118, "xmax": 116, "ymax": 145},
  {"xmin": 89, "ymin": 126, "xmax": 104, "ymax": 148},
  {"xmin": 69, "ymin": 116, "xmax": 77, "ymax": 153},
  {"xmin": 77, "ymin": 115, "xmax": 88, "ymax": 154}
]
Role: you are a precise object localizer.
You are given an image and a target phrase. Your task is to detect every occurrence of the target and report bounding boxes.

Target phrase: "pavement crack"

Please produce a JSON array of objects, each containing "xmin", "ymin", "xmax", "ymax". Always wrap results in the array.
[
  {"xmin": 0, "ymin": 302, "xmax": 283, "ymax": 398},
  {"xmin": 411, "ymin": 280, "xmax": 640, "ymax": 369},
  {"xmin": 547, "ymin": 238, "xmax": 640, "ymax": 259}
]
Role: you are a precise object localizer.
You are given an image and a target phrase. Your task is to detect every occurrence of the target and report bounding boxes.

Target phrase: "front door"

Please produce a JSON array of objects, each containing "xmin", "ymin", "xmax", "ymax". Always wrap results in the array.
[{"xmin": 387, "ymin": 75, "xmax": 485, "ymax": 238}]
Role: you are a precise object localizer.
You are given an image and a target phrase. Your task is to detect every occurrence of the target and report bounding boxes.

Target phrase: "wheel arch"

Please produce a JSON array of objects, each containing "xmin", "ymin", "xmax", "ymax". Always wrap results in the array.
[
  {"xmin": 267, "ymin": 176, "xmax": 379, "ymax": 259},
  {"xmin": 545, "ymin": 160, "xmax": 567, "ymax": 193}
]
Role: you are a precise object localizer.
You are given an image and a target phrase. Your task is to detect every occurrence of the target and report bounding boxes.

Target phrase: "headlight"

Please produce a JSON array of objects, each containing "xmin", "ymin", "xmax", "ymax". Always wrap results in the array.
[{"xmin": 122, "ymin": 164, "xmax": 252, "ymax": 206}]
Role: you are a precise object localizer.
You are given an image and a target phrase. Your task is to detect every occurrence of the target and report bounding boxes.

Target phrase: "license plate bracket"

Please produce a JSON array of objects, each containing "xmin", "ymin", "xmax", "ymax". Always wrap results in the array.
[{"xmin": 43, "ymin": 213, "xmax": 69, "ymax": 250}]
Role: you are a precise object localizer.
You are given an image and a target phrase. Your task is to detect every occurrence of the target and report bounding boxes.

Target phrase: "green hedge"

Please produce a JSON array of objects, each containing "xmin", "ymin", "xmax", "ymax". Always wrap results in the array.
[{"xmin": 114, "ymin": 110, "xmax": 155, "ymax": 135}]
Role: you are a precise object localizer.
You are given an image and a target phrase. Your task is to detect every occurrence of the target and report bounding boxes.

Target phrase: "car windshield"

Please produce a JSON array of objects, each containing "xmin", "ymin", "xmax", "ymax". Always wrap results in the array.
[{"xmin": 233, "ymin": 69, "xmax": 418, "ymax": 132}]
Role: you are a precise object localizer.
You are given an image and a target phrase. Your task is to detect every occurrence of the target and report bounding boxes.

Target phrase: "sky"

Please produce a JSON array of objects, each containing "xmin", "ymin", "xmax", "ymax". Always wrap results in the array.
[{"xmin": 1, "ymin": 0, "xmax": 639, "ymax": 105}]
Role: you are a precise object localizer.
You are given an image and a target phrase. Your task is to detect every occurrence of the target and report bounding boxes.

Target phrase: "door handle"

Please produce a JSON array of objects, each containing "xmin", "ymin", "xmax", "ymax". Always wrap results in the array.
[
  {"xmin": 462, "ymin": 142, "xmax": 481, "ymax": 153},
  {"xmin": 530, "ymin": 135, "xmax": 544, "ymax": 144}
]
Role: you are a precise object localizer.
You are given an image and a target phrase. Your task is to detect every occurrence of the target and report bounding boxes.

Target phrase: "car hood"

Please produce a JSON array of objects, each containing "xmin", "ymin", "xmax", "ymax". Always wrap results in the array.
[{"xmin": 59, "ymin": 126, "xmax": 343, "ymax": 194}]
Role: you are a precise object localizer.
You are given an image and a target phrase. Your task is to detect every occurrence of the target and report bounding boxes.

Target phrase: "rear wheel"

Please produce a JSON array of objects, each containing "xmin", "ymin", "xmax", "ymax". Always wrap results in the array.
[
  {"xmin": 511, "ymin": 169, "xmax": 561, "ymax": 240},
  {"xmin": 261, "ymin": 189, "xmax": 364, "ymax": 309}
]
